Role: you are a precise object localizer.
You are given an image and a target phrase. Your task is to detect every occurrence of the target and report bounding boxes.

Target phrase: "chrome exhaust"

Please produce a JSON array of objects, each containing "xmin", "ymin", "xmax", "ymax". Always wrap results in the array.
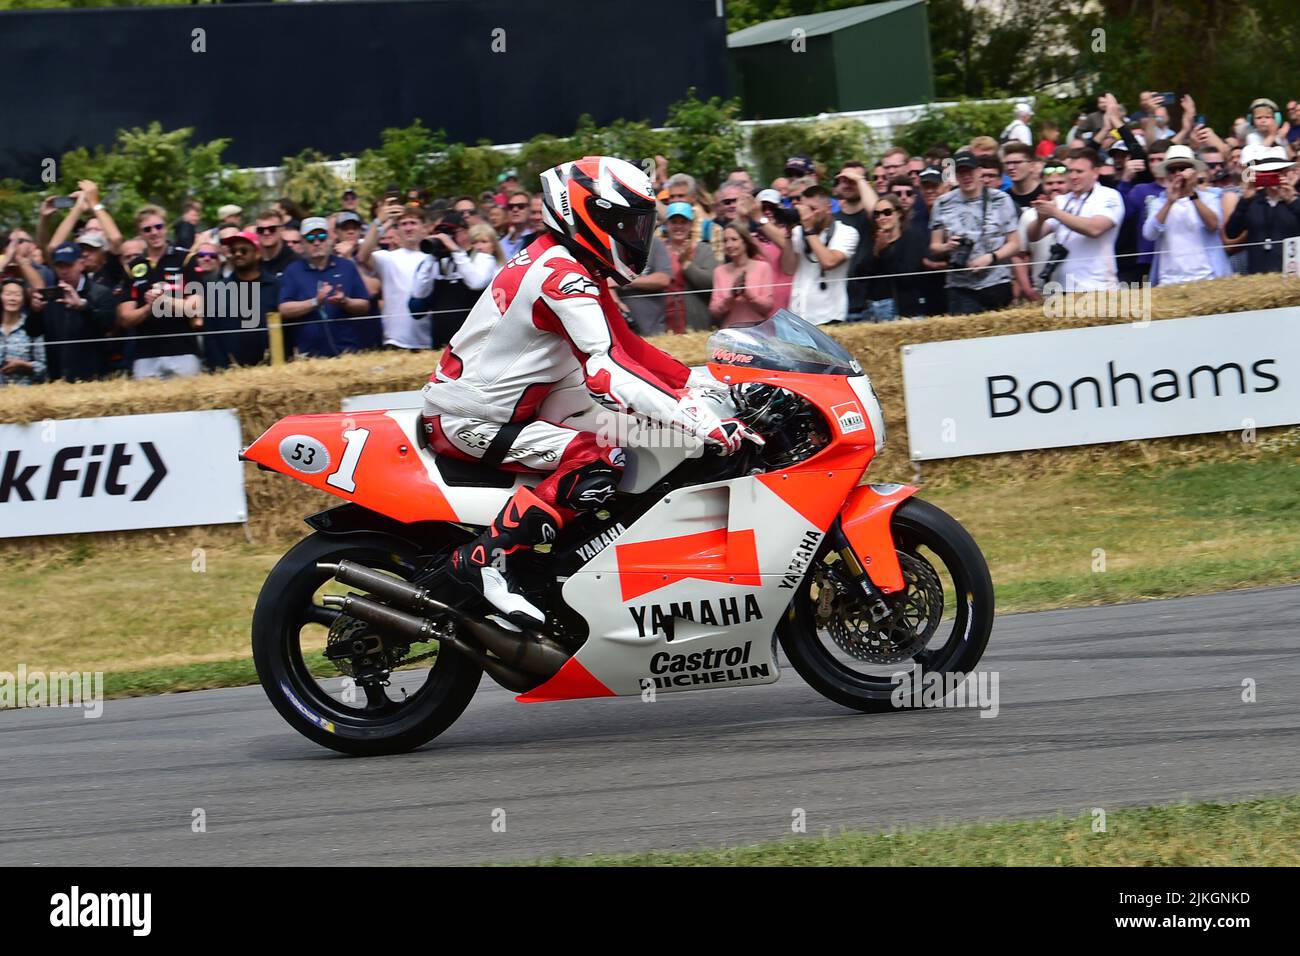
[
  {"xmin": 318, "ymin": 559, "xmax": 571, "ymax": 680},
  {"xmin": 322, "ymin": 592, "xmax": 538, "ymax": 691}
]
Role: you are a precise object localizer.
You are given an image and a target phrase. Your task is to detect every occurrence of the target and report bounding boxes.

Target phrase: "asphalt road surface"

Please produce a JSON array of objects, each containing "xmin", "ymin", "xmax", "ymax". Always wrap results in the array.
[{"xmin": 2, "ymin": 585, "xmax": 1298, "ymax": 866}]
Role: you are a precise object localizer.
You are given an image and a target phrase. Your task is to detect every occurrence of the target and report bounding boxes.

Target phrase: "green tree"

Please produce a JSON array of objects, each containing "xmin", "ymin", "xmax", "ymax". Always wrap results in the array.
[
  {"xmin": 279, "ymin": 149, "xmax": 347, "ymax": 218},
  {"xmin": 52, "ymin": 123, "xmax": 257, "ymax": 221},
  {"xmin": 664, "ymin": 89, "xmax": 745, "ymax": 189},
  {"xmin": 748, "ymin": 117, "xmax": 877, "ymax": 184}
]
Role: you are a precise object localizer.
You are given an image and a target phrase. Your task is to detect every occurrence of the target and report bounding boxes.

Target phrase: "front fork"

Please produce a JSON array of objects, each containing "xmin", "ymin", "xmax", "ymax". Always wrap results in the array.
[
  {"xmin": 816, "ymin": 483, "xmax": 920, "ymax": 623},
  {"xmin": 824, "ymin": 519, "xmax": 894, "ymax": 624}
]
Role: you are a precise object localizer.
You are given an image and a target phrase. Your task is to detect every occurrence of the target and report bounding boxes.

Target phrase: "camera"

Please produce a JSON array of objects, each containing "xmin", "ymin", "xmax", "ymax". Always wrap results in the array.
[
  {"xmin": 1040, "ymin": 242, "xmax": 1070, "ymax": 285},
  {"xmin": 948, "ymin": 234, "xmax": 975, "ymax": 270}
]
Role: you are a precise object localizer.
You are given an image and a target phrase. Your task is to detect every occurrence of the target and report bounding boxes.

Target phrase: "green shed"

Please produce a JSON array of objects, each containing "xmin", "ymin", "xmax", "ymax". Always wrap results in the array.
[{"xmin": 727, "ymin": 0, "xmax": 935, "ymax": 119}]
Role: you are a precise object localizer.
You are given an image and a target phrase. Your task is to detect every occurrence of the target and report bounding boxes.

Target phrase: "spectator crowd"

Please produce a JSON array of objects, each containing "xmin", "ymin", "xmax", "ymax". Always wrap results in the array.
[{"xmin": 2, "ymin": 90, "xmax": 1298, "ymax": 387}]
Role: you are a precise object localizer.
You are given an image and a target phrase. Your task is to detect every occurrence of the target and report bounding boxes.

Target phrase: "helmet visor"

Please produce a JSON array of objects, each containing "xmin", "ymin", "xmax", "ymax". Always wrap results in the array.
[{"xmin": 587, "ymin": 200, "xmax": 656, "ymax": 275}]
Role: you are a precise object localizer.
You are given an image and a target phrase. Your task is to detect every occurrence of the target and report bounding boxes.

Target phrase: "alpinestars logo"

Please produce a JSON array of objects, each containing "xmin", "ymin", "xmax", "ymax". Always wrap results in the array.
[
  {"xmin": 577, "ymin": 484, "xmax": 615, "ymax": 504},
  {"xmin": 780, "ymin": 530, "xmax": 822, "ymax": 588},
  {"xmin": 556, "ymin": 273, "xmax": 600, "ymax": 298},
  {"xmin": 576, "ymin": 522, "xmax": 626, "ymax": 561},
  {"xmin": 1, "ymin": 443, "xmax": 167, "ymax": 503},
  {"xmin": 645, "ymin": 640, "xmax": 772, "ymax": 688},
  {"xmin": 629, "ymin": 594, "xmax": 763, "ymax": 638}
]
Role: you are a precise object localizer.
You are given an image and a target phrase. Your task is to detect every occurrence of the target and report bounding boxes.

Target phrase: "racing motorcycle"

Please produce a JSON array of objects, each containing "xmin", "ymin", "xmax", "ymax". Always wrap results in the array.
[{"xmin": 244, "ymin": 310, "xmax": 994, "ymax": 755}]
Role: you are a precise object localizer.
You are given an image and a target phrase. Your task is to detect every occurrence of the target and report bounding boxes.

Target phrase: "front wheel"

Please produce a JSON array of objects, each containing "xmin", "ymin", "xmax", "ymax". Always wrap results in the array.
[
  {"xmin": 252, "ymin": 530, "xmax": 481, "ymax": 756},
  {"xmin": 778, "ymin": 497, "xmax": 994, "ymax": 713}
]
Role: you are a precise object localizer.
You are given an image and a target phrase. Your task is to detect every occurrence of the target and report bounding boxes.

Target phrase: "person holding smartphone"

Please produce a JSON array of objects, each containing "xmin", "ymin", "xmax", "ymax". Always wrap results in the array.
[{"xmin": 1224, "ymin": 146, "xmax": 1300, "ymax": 273}]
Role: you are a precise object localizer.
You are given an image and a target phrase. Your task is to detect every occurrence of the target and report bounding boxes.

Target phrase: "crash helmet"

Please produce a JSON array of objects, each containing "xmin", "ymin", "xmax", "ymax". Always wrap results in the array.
[{"xmin": 538, "ymin": 156, "xmax": 657, "ymax": 284}]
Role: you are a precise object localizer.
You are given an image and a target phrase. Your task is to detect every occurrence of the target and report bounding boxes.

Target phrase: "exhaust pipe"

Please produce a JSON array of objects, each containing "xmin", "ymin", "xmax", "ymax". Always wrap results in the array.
[
  {"xmin": 322, "ymin": 592, "xmax": 539, "ymax": 692},
  {"xmin": 320, "ymin": 559, "xmax": 571, "ymax": 677}
]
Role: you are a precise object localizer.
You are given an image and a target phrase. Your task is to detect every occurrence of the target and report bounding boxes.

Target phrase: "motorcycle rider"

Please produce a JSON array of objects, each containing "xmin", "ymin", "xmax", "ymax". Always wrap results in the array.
[{"xmin": 421, "ymin": 156, "xmax": 760, "ymax": 628}]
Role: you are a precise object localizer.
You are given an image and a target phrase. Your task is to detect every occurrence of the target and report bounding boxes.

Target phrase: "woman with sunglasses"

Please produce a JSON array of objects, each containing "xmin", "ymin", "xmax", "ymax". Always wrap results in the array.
[
  {"xmin": 709, "ymin": 222, "xmax": 774, "ymax": 328},
  {"xmin": 862, "ymin": 194, "xmax": 926, "ymax": 321}
]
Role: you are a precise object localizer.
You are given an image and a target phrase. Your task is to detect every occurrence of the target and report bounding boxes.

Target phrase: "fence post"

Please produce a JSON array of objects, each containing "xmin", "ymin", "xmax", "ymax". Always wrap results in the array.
[{"xmin": 267, "ymin": 311, "xmax": 285, "ymax": 365}]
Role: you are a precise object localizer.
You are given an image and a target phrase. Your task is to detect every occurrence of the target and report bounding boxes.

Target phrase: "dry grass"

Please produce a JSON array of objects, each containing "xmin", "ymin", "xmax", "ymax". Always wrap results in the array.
[{"xmin": 1, "ymin": 272, "xmax": 1296, "ymax": 556}]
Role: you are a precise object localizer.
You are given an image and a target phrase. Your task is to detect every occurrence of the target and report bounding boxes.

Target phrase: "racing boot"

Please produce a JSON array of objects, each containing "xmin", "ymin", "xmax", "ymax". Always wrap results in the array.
[{"xmin": 448, "ymin": 486, "xmax": 562, "ymax": 629}]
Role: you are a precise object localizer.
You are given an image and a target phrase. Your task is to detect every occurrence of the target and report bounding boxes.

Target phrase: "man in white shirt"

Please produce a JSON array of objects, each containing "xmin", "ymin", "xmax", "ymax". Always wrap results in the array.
[
  {"xmin": 1028, "ymin": 147, "xmax": 1125, "ymax": 291},
  {"xmin": 359, "ymin": 202, "xmax": 435, "ymax": 349},
  {"xmin": 1141, "ymin": 145, "xmax": 1231, "ymax": 285},
  {"xmin": 780, "ymin": 183, "xmax": 859, "ymax": 324}
]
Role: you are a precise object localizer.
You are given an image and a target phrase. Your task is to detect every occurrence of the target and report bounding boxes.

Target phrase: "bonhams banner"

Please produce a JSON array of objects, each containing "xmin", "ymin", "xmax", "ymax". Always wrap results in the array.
[
  {"xmin": 0, "ymin": 410, "xmax": 247, "ymax": 538},
  {"xmin": 901, "ymin": 307, "xmax": 1300, "ymax": 460}
]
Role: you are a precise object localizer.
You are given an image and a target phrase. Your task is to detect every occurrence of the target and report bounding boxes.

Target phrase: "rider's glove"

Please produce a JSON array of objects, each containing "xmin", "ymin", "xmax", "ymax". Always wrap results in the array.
[{"xmin": 674, "ymin": 396, "xmax": 764, "ymax": 455}]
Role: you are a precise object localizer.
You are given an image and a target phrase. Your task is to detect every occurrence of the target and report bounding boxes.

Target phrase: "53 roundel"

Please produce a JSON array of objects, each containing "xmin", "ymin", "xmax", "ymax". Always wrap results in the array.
[{"xmin": 279, "ymin": 434, "xmax": 331, "ymax": 474}]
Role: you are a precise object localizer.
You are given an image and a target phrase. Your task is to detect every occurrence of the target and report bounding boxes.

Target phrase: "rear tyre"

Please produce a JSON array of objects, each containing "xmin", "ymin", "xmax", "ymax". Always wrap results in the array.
[
  {"xmin": 252, "ymin": 531, "xmax": 481, "ymax": 756},
  {"xmin": 778, "ymin": 497, "xmax": 994, "ymax": 713}
]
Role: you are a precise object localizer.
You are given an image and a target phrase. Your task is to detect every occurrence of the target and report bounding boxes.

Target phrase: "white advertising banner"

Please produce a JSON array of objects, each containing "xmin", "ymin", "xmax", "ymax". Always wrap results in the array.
[
  {"xmin": 901, "ymin": 307, "xmax": 1300, "ymax": 460},
  {"xmin": 0, "ymin": 410, "xmax": 248, "ymax": 538}
]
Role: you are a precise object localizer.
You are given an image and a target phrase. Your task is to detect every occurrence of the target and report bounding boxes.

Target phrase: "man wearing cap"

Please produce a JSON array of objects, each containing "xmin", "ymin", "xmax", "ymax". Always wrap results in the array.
[
  {"xmin": 76, "ymin": 232, "xmax": 120, "ymax": 291},
  {"xmin": 1001, "ymin": 104, "xmax": 1034, "ymax": 147},
  {"xmin": 195, "ymin": 229, "xmax": 271, "ymax": 369},
  {"xmin": 1224, "ymin": 145, "xmax": 1300, "ymax": 273},
  {"xmin": 340, "ymin": 189, "xmax": 361, "ymax": 216},
  {"xmin": 928, "ymin": 149, "xmax": 1021, "ymax": 313},
  {"xmin": 217, "ymin": 205, "xmax": 243, "ymax": 229},
  {"xmin": 1141, "ymin": 146, "xmax": 1230, "ymax": 286},
  {"xmin": 660, "ymin": 201, "xmax": 717, "ymax": 333},
  {"xmin": 332, "ymin": 211, "xmax": 365, "ymax": 255},
  {"xmin": 780, "ymin": 182, "xmax": 859, "ymax": 325},
  {"xmin": 14, "ymin": 241, "xmax": 116, "ymax": 382},
  {"xmin": 278, "ymin": 219, "xmax": 376, "ymax": 359}
]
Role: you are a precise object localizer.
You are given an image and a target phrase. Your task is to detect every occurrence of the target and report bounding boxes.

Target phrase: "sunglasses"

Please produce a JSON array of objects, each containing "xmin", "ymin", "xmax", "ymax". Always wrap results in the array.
[
  {"xmin": 141, "ymin": 223, "xmax": 166, "ymax": 234},
  {"xmin": 507, "ymin": 202, "xmax": 529, "ymax": 210},
  {"xmin": 195, "ymin": 251, "xmax": 219, "ymax": 260},
  {"xmin": 718, "ymin": 198, "xmax": 739, "ymax": 205},
  {"xmin": 875, "ymin": 207, "xmax": 896, "ymax": 217},
  {"xmin": 892, "ymin": 189, "xmax": 914, "ymax": 197},
  {"xmin": 256, "ymin": 225, "xmax": 280, "ymax": 235},
  {"xmin": 304, "ymin": 232, "xmax": 329, "ymax": 242},
  {"xmin": 1042, "ymin": 165, "xmax": 1067, "ymax": 175}
]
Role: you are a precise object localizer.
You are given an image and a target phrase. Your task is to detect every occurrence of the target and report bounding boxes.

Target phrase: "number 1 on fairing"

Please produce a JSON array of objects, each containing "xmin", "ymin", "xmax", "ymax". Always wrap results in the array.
[{"xmin": 326, "ymin": 428, "xmax": 370, "ymax": 492}]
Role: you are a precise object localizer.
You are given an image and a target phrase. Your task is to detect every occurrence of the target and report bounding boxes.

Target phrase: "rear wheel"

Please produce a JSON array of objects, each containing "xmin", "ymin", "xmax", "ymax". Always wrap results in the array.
[
  {"xmin": 252, "ymin": 531, "xmax": 481, "ymax": 756},
  {"xmin": 778, "ymin": 497, "xmax": 994, "ymax": 712}
]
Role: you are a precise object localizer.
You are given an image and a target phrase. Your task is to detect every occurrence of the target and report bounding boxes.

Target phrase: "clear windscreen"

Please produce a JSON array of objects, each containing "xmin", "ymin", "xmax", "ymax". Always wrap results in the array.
[{"xmin": 707, "ymin": 309, "xmax": 862, "ymax": 376}]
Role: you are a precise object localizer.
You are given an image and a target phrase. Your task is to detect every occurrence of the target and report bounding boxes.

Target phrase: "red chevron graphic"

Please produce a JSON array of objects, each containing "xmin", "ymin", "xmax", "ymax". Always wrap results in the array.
[{"xmin": 614, "ymin": 527, "xmax": 761, "ymax": 601}]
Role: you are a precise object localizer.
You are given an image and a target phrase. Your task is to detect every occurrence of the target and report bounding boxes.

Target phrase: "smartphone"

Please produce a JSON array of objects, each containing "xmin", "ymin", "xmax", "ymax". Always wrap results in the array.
[
  {"xmin": 1159, "ymin": 92, "xmax": 1177, "ymax": 106},
  {"xmin": 37, "ymin": 286, "xmax": 64, "ymax": 300},
  {"xmin": 52, "ymin": 196, "xmax": 76, "ymax": 210},
  {"xmin": 1195, "ymin": 115, "xmax": 1206, "ymax": 127},
  {"xmin": 1255, "ymin": 171, "xmax": 1283, "ymax": 187}
]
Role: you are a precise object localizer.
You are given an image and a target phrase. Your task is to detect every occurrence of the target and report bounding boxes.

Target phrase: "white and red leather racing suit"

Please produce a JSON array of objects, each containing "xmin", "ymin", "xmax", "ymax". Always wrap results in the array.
[{"xmin": 420, "ymin": 232, "xmax": 697, "ymax": 517}]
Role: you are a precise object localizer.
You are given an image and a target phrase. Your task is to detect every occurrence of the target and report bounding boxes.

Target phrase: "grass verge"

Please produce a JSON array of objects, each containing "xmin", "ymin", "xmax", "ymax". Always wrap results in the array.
[{"xmin": 522, "ymin": 795, "xmax": 1300, "ymax": 866}]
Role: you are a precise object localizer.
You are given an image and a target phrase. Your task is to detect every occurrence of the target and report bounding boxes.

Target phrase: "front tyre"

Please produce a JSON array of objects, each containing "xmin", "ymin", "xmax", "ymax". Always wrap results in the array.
[
  {"xmin": 252, "ymin": 531, "xmax": 481, "ymax": 756},
  {"xmin": 779, "ymin": 497, "xmax": 994, "ymax": 713}
]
